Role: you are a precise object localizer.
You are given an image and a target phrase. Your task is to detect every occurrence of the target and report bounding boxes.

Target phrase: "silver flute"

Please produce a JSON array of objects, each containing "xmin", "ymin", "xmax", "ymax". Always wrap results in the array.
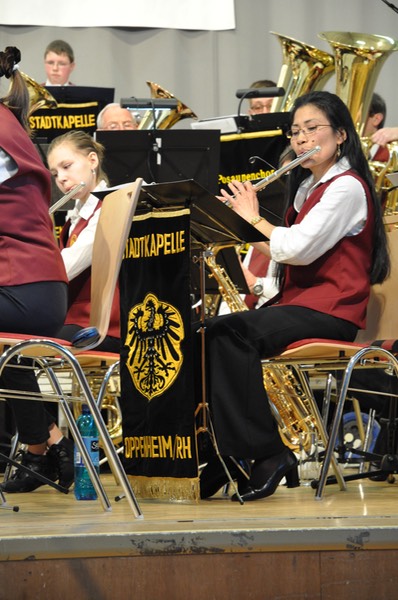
[
  {"xmin": 223, "ymin": 145, "xmax": 321, "ymax": 206},
  {"xmin": 49, "ymin": 182, "xmax": 86, "ymax": 215},
  {"xmin": 252, "ymin": 145, "xmax": 321, "ymax": 193}
]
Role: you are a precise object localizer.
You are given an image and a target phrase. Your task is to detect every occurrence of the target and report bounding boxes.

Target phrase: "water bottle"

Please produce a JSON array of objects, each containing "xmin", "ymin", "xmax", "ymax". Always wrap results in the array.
[{"xmin": 74, "ymin": 404, "xmax": 100, "ymax": 500}]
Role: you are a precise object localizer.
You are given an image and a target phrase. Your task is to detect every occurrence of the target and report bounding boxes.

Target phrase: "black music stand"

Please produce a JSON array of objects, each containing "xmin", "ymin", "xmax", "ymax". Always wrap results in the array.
[
  {"xmin": 96, "ymin": 130, "xmax": 220, "ymax": 195},
  {"xmin": 137, "ymin": 179, "xmax": 267, "ymax": 503}
]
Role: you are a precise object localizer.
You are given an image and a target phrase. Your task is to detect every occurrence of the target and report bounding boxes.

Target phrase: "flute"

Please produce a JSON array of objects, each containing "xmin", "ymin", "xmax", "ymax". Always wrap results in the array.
[
  {"xmin": 252, "ymin": 145, "xmax": 321, "ymax": 193},
  {"xmin": 223, "ymin": 146, "xmax": 321, "ymax": 207},
  {"xmin": 49, "ymin": 182, "xmax": 86, "ymax": 215}
]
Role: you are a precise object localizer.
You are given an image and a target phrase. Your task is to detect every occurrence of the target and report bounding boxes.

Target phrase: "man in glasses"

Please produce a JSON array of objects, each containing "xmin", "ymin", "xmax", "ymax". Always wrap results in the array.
[
  {"xmin": 96, "ymin": 103, "xmax": 138, "ymax": 131},
  {"xmin": 247, "ymin": 79, "xmax": 277, "ymax": 115}
]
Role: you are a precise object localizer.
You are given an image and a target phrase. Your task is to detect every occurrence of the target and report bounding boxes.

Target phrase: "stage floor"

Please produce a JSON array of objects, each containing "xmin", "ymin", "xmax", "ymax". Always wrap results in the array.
[
  {"xmin": 1, "ymin": 471, "xmax": 398, "ymax": 561},
  {"xmin": 2, "ymin": 472, "xmax": 398, "ymax": 599}
]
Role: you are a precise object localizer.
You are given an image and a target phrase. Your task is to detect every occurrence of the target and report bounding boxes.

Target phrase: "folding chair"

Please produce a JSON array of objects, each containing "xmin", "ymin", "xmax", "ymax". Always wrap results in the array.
[
  {"xmin": 261, "ymin": 220, "xmax": 398, "ymax": 498},
  {"xmin": 314, "ymin": 220, "xmax": 398, "ymax": 498},
  {"xmin": 0, "ymin": 179, "xmax": 143, "ymax": 518}
]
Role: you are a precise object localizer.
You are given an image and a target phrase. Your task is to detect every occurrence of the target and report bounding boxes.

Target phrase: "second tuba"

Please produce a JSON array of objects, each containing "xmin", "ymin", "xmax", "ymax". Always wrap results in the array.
[
  {"xmin": 319, "ymin": 31, "xmax": 398, "ymax": 136},
  {"xmin": 138, "ymin": 81, "xmax": 198, "ymax": 130},
  {"xmin": 270, "ymin": 32, "xmax": 335, "ymax": 113}
]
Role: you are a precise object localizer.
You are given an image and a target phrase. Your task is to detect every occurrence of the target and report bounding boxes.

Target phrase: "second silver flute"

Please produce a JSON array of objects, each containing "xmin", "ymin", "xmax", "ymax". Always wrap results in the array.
[{"xmin": 49, "ymin": 182, "xmax": 86, "ymax": 215}]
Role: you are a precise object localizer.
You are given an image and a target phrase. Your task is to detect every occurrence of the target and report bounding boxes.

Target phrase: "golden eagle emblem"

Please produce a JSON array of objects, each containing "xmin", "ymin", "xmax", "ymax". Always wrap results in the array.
[{"xmin": 125, "ymin": 293, "xmax": 184, "ymax": 401}]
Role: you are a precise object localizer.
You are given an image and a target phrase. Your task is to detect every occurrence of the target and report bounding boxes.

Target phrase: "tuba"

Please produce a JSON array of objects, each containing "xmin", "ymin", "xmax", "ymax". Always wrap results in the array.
[
  {"xmin": 319, "ymin": 31, "xmax": 398, "ymax": 214},
  {"xmin": 318, "ymin": 31, "xmax": 398, "ymax": 137},
  {"xmin": 270, "ymin": 32, "xmax": 335, "ymax": 113},
  {"xmin": 20, "ymin": 71, "xmax": 58, "ymax": 115},
  {"xmin": 138, "ymin": 81, "xmax": 198, "ymax": 130}
]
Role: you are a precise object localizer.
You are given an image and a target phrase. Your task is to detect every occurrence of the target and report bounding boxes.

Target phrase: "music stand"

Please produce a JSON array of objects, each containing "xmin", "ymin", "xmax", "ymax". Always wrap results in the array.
[
  {"xmin": 95, "ymin": 130, "xmax": 220, "ymax": 195},
  {"xmin": 137, "ymin": 179, "xmax": 267, "ymax": 502}
]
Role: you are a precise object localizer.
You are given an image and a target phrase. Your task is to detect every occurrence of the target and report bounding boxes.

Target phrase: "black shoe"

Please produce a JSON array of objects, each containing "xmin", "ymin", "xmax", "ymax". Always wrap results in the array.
[
  {"xmin": 231, "ymin": 447, "xmax": 299, "ymax": 502},
  {"xmin": 368, "ymin": 460, "xmax": 388, "ymax": 482},
  {"xmin": 0, "ymin": 451, "xmax": 57, "ymax": 493},
  {"xmin": 48, "ymin": 437, "xmax": 74, "ymax": 489},
  {"xmin": 200, "ymin": 456, "xmax": 251, "ymax": 499}
]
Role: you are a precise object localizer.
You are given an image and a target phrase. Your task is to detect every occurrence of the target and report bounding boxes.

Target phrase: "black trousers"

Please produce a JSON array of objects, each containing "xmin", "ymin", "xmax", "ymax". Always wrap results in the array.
[
  {"xmin": 200, "ymin": 305, "xmax": 358, "ymax": 459},
  {"xmin": 0, "ymin": 281, "xmax": 67, "ymax": 445}
]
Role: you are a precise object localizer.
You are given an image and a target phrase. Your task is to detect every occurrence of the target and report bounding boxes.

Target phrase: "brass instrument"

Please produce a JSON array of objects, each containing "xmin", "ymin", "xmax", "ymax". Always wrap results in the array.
[
  {"xmin": 138, "ymin": 81, "xmax": 198, "ymax": 130},
  {"xmin": 318, "ymin": 31, "xmax": 398, "ymax": 214},
  {"xmin": 270, "ymin": 32, "xmax": 335, "ymax": 113},
  {"xmin": 318, "ymin": 31, "xmax": 398, "ymax": 137},
  {"xmin": 372, "ymin": 143, "xmax": 398, "ymax": 214},
  {"xmin": 20, "ymin": 71, "xmax": 58, "ymax": 115}
]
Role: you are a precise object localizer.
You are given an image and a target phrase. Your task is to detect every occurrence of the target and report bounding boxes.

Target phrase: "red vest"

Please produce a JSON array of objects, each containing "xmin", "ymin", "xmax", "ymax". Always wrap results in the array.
[
  {"xmin": 0, "ymin": 104, "xmax": 67, "ymax": 286},
  {"xmin": 244, "ymin": 248, "xmax": 270, "ymax": 309},
  {"xmin": 275, "ymin": 172, "xmax": 374, "ymax": 329},
  {"xmin": 60, "ymin": 203, "xmax": 120, "ymax": 338},
  {"xmin": 372, "ymin": 145, "xmax": 389, "ymax": 163}
]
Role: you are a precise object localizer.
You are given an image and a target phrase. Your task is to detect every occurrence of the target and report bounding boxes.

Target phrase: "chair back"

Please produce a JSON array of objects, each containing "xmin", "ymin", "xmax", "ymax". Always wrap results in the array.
[
  {"xmin": 89, "ymin": 179, "xmax": 142, "ymax": 345},
  {"xmin": 355, "ymin": 223, "xmax": 398, "ymax": 343}
]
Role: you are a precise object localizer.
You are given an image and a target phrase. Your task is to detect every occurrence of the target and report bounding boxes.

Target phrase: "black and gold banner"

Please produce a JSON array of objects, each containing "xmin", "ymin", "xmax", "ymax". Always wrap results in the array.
[
  {"xmin": 30, "ymin": 102, "xmax": 98, "ymax": 141},
  {"xmin": 119, "ymin": 208, "xmax": 199, "ymax": 501}
]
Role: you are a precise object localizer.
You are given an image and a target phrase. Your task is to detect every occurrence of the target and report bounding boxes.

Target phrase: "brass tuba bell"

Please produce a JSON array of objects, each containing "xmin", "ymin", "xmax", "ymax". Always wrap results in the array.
[
  {"xmin": 138, "ymin": 81, "xmax": 197, "ymax": 130},
  {"xmin": 20, "ymin": 71, "xmax": 58, "ymax": 115},
  {"xmin": 318, "ymin": 31, "xmax": 398, "ymax": 136},
  {"xmin": 270, "ymin": 32, "xmax": 335, "ymax": 113}
]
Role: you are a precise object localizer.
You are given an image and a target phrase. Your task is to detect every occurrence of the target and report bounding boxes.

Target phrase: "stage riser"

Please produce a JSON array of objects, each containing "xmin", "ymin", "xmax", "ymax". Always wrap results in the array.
[{"xmin": 2, "ymin": 550, "xmax": 398, "ymax": 600}]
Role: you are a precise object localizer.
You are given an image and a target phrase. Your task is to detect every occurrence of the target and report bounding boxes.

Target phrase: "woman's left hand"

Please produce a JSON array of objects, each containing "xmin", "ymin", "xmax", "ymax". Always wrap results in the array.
[{"xmin": 219, "ymin": 180, "xmax": 260, "ymax": 223}]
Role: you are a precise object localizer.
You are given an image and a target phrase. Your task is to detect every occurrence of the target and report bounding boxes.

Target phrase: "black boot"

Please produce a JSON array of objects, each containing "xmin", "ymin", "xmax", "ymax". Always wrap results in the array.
[
  {"xmin": 0, "ymin": 450, "xmax": 57, "ymax": 493},
  {"xmin": 48, "ymin": 437, "xmax": 74, "ymax": 489}
]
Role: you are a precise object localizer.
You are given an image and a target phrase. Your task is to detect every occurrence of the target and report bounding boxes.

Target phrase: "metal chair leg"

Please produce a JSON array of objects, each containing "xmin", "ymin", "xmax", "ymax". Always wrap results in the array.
[
  {"xmin": 315, "ymin": 346, "xmax": 398, "ymax": 499},
  {"xmin": 0, "ymin": 340, "xmax": 143, "ymax": 518}
]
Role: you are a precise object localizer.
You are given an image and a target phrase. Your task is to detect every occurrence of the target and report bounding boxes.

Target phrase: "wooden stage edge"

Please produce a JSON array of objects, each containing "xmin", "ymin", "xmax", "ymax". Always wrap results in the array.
[{"xmin": 1, "ymin": 474, "xmax": 398, "ymax": 599}]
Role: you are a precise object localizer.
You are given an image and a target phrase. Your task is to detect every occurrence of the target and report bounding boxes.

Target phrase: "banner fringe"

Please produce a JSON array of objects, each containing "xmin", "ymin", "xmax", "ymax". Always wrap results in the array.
[{"xmin": 128, "ymin": 475, "xmax": 200, "ymax": 503}]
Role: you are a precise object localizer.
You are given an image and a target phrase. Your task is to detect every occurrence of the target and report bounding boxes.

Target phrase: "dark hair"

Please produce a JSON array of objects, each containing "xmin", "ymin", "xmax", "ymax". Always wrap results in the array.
[
  {"xmin": 48, "ymin": 130, "xmax": 109, "ymax": 186},
  {"xmin": 0, "ymin": 46, "xmax": 30, "ymax": 133},
  {"xmin": 44, "ymin": 40, "xmax": 74, "ymax": 63},
  {"xmin": 280, "ymin": 90, "xmax": 390, "ymax": 286},
  {"xmin": 250, "ymin": 79, "xmax": 277, "ymax": 89},
  {"xmin": 368, "ymin": 92, "xmax": 387, "ymax": 129}
]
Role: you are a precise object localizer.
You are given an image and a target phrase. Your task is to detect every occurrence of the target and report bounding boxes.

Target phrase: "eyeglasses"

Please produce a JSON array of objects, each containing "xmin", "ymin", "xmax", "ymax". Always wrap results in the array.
[
  {"xmin": 286, "ymin": 124, "xmax": 332, "ymax": 139},
  {"xmin": 249, "ymin": 101, "xmax": 273, "ymax": 114},
  {"xmin": 105, "ymin": 122, "xmax": 137, "ymax": 130},
  {"xmin": 45, "ymin": 60, "xmax": 72, "ymax": 68}
]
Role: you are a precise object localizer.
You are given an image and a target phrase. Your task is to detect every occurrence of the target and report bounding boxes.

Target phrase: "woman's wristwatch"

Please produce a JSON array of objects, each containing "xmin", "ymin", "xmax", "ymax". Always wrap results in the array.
[{"xmin": 252, "ymin": 278, "xmax": 264, "ymax": 296}]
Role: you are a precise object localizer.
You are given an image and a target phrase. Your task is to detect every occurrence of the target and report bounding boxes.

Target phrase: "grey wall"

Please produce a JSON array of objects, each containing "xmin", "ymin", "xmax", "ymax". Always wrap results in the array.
[{"xmin": 1, "ymin": 0, "xmax": 398, "ymax": 125}]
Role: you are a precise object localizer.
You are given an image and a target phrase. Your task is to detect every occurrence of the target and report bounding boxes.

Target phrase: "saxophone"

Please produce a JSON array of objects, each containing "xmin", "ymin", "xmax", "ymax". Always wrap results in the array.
[{"xmin": 204, "ymin": 248, "xmax": 320, "ymax": 452}]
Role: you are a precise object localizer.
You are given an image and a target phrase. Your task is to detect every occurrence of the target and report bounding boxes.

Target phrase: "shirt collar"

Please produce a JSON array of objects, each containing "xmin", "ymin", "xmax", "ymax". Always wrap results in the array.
[
  {"xmin": 295, "ymin": 157, "xmax": 351, "ymax": 211},
  {"xmin": 67, "ymin": 180, "xmax": 107, "ymax": 223}
]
